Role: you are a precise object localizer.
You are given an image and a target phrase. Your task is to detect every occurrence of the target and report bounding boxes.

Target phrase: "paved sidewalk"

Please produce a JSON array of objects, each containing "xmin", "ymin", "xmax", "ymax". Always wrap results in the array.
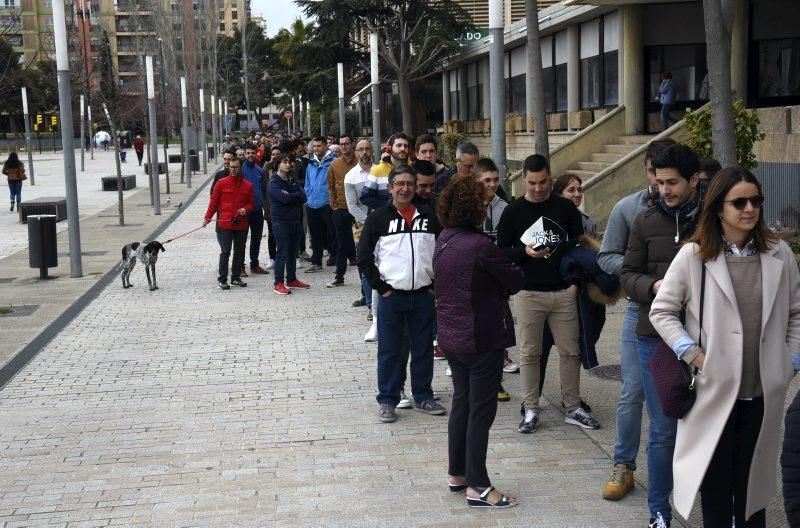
[{"xmin": 0, "ymin": 165, "xmax": 795, "ymax": 527}]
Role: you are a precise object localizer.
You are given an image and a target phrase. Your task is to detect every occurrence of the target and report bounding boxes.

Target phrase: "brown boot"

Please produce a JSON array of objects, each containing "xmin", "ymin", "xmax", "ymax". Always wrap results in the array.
[{"xmin": 602, "ymin": 463, "xmax": 634, "ymax": 500}]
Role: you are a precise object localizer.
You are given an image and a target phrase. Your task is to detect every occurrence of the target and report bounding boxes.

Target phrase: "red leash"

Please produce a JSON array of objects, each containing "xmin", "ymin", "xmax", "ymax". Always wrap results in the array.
[{"xmin": 163, "ymin": 226, "xmax": 205, "ymax": 244}]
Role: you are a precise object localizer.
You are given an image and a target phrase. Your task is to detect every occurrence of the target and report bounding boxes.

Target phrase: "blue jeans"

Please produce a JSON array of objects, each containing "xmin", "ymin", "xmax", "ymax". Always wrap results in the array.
[
  {"xmin": 614, "ymin": 302, "xmax": 645, "ymax": 470},
  {"xmin": 638, "ymin": 335, "xmax": 677, "ymax": 520},
  {"xmin": 8, "ymin": 180, "xmax": 22, "ymax": 203},
  {"xmin": 376, "ymin": 289, "xmax": 435, "ymax": 406},
  {"xmin": 361, "ymin": 272, "xmax": 373, "ymax": 309},
  {"xmin": 660, "ymin": 103, "xmax": 675, "ymax": 131},
  {"xmin": 272, "ymin": 220, "xmax": 300, "ymax": 285}
]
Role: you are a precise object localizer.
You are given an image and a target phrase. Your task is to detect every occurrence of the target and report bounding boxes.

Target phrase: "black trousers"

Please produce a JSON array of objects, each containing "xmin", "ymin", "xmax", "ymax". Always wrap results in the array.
[
  {"xmin": 307, "ymin": 204, "xmax": 337, "ymax": 266},
  {"xmin": 446, "ymin": 348, "xmax": 504, "ymax": 489},
  {"xmin": 218, "ymin": 229, "xmax": 247, "ymax": 283},
  {"xmin": 247, "ymin": 209, "xmax": 264, "ymax": 268},
  {"xmin": 332, "ymin": 208, "xmax": 355, "ymax": 280},
  {"xmin": 700, "ymin": 397, "xmax": 766, "ymax": 528},
  {"xmin": 266, "ymin": 218, "xmax": 276, "ymax": 260}
]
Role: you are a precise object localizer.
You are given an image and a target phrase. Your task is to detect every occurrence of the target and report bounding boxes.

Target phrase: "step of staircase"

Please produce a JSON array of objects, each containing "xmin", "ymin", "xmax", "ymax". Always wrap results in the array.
[
  {"xmin": 577, "ymin": 161, "xmax": 613, "ymax": 172},
  {"xmin": 590, "ymin": 152, "xmax": 626, "ymax": 163},
  {"xmin": 569, "ymin": 169, "xmax": 599, "ymax": 180},
  {"xmin": 604, "ymin": 143, "xmax": 639, "ymax": 155},
  {"xmin": 618, "ymin": 134, "xmax": 656, "ymax": 144}
]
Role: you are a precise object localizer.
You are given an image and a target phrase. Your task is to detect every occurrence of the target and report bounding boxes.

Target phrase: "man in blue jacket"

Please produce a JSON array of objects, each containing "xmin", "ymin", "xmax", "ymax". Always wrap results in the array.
[
  {"xmin": 242, "ymin": 146, "xmax": 268, "ymax": 275},
  {"xmin": 304, "ymin": 136, "xmax": 337, "ymax": 273},
  {"xmin": 659, "ymin": 72, "xmax": 677, "ymax": 131}
]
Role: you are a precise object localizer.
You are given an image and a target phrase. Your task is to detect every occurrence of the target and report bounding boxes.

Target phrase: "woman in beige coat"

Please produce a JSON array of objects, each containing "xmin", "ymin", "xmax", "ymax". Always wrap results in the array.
[{"xmin": 650, "ymin": 166, "xmax": 800, "ymax": 526}]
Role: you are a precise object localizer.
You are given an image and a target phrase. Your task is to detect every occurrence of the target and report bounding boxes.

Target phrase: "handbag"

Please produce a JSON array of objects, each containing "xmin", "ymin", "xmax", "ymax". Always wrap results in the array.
[{"xmin": 649, "ymin": 265, "xmax": 705, "ymax": 420}]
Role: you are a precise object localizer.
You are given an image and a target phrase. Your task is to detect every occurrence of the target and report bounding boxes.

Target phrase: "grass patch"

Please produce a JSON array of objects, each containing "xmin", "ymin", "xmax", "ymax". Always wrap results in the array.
[{"xmin": 0, "ymin": 306, "xmax": 14, "ymax": 315}]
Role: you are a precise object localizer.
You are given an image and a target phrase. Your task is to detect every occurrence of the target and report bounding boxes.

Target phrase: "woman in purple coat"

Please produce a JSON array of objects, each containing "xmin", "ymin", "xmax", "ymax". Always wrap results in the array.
[{"xmin": 435, "ymin": 175, "xmax": 525, "ymax": 508}]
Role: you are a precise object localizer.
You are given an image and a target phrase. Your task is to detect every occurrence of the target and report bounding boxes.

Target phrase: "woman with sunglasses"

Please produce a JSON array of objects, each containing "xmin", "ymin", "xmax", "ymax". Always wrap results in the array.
[{"xmin": 650, "ymin": 166, "xmax": 800, "ymax": 527}]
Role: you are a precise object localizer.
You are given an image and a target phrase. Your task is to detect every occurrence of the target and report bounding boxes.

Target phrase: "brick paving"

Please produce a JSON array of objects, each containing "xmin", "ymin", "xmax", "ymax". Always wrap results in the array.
[{"xmin": 0, "ymin": 175, "xmax": 794, "ymax": 527}]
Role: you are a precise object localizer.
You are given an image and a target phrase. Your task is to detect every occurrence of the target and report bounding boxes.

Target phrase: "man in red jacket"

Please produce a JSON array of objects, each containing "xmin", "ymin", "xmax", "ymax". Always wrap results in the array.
[
  {"xmin": 203, "ymin": 157, "xmax": 253, "ymax": 290},
  {"xmin": 133, "ymin": 135, "xmax": 145, "ymax": 166}
]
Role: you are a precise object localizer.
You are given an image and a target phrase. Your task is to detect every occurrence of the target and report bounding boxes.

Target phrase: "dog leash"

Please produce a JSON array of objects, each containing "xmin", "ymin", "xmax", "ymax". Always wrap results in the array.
[{"xmin": 163, "ymin": 226, "xmax": 205, "ymax": 244}]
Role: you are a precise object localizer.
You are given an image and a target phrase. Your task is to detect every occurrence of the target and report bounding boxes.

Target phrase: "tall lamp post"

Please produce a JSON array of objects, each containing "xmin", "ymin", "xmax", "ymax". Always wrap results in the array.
[
  {"xmin": 211, "ymin": 94, "xmax": 217, "ymax": 160},
  {"xmin": 370, "ymin": 32, "xmax": 381, "ymax": 161},
  {"xmin": 157, "ymin": 38, "xmax": 170, "ymax": 194},
  {"xmin": 21, "ymin": 87, "xmax": 35, "ymax": 185},
  {"xmin": 79, "ymin": 93, "xmax": 84, "ymax": 172},
  {"xmin": 53, "ymin": 0, "xmax": 82, "ymax": 277},
  {"xmin": 88, "ymin": 104, "xmax": 93, "ymax": 160},
  {"xmin": 337, "ymin": 62, "xmax": 345, "ymax": 136},
  {"xmin": 181, "ymin": 77, "xmax": 191, "ymax": 189},
  {"xmin": 489, "ymin": 0, "xmax": 506, "ymax": 190},
  {"xmin": 146, "ymin": 56, "xmax": 162, "ymax": 215},
  {"xmin": 199, "ymin": 88, "xmax": 207, "ymax": 173},
  {"xmin": 218, "ymin": 98, "xmax": 224, "ymax": 143}
]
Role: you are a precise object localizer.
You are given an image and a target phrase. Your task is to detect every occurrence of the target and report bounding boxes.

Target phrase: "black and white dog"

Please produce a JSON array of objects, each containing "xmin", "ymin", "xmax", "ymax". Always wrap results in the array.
[{"xmin": 121, "ymin": 241, "xmax": 165, "ymax": 291}]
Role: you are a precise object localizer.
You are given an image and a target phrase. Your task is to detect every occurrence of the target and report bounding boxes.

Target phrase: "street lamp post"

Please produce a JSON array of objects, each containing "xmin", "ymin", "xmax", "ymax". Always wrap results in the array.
[
  {"xmin": 79, "ymin": 93, "xmax": 84, "ymax": 172},
  {"xmin": 200, "ymin": 88, "xmax": 207, "ymax": 173},
  {"xmin": 211, "ymin": 94, "xmax": 217, "ymax": 161},
  {"xmin": 224, "ymin": 100, "xmax": 229, "ymax": 135},
  {"xmin": 337, "ymin": 62, "xmax": 345, "ymax": 136},
  {"xmin": 157, "ymin": 38, "xmax": 169, "ymax": 194},
  {"xmin": 306, "ymin": 100, "xmax": 311, "ymax": 135},
  {"xmin": 88, "ymin": 104, "xmax": 93, "ymax": 160},
  {"xmin": 181, "ymin": 77, "xmax": 191, "ymax": 188},
  {"xmin": 489, "ymin": 0, "xmax": 507, "ymax": 191},
  {"xmin": 52, "ymin": 0, "xmax": 82, "ymax": 277},
  {"xmin": 21, "ymin": 87, "xmax": 35, "ymax": 185},
  {"xmin": 218, "ymin": 98, "xmax": 224, "ymax": 144},
  {"xmin": 370, "ymin": 32, "xmax": 381, "ymax": 161},
  {"xmin": 291, "ymin": 96, "xmax": 296, "ymax": 134},
  {"xmin": 146, "ymin": 56, "xmax": 162, "ymax": 215}
]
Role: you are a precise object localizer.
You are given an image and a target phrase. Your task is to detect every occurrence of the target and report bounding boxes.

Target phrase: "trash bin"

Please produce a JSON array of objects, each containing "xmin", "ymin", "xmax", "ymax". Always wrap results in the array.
[
  {"xmin": 189, "ymin": 154, "xmax": 200, "ymax": 171},
  {"xmin": 28, "ymin": 214, "xmax": 58, "ymax": 279},
  {"xmin": 208, "ymin": 146, "xmax": 215, "ymax": 160}
]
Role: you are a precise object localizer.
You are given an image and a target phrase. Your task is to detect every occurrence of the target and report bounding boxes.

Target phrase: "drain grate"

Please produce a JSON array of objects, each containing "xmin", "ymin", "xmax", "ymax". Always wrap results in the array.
[
  {"xmin": 587, "ymin": 364, "xmax": 622, "ymax": 382},
  {"xmin": 0, "ymin": 305, "xmax": 40, "ymax": 318},
  {"xmin": 0, "ymin": 278, "xmax": 15, "ymax": 283}
]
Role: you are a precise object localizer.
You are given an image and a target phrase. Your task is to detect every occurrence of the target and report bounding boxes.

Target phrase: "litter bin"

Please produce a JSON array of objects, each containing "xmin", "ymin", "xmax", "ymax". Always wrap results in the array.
[
  {"xmin": 208, "ymin": 146, "xmax": 215, "ymax": 160},
  {"xmin": 189, "ymin": 154, "xmax": 200, "ymax": 171},
  {"xmin": 28, "ymin": 214, "xmax": 58, "ymax": 279}
]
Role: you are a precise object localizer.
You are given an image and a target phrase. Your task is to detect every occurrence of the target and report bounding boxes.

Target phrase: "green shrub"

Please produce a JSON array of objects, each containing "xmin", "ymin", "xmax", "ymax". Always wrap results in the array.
[
  {"xmin": 683, "ymin": 100, "xmax": 765, "ymax": 170},
  {"xmin": 440, "ymin": 132, "xmax": 467, "ymax": 166}
]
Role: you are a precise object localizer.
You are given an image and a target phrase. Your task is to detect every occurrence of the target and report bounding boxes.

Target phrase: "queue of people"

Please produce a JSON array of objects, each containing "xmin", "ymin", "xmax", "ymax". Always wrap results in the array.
[{"xmin": 200, "ymin": 131, "xmax": 800, "ymax": 524}]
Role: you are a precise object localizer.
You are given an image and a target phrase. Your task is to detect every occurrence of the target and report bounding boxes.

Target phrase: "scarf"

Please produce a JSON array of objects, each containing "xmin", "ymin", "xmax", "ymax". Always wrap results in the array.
[{"xmin": 655, "ymin": 181, "xmax": 706, "ymax": 243}]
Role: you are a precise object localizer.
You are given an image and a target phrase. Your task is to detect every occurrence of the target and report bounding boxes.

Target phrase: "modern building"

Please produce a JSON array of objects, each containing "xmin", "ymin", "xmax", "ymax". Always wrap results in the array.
[{"xmin": 1, "ymin": 0, "xmax": 57, "ymax": 66}]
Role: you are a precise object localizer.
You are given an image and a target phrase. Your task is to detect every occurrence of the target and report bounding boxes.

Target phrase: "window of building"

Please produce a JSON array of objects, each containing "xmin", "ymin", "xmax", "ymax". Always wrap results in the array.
[
  {"xmin": 579, "ymin": 12, "xmax": 619, "ymax": 109},
  {"xmin": 555, "ymin": 31, "xmax": 568, "ymax": 112},
  {"xmin": 231, "ymin": 10, "xmax": 237, "ymax": 19},
  {"xmin": 750, "ymin": 0, "xmax": 800, "ymax": 106},
  {"xmin": 645, "ymin": 44, "xmax": 708, "ymax": 105},
  {"xmin": 508, "ymin": 46, "xmax": 526, "ymax": 115},
  {"xmin": 448, "ymin": 68, "xmax": 459, "ymax": 120},
  {"xmin": 466, "ymin": 62, "xmax": 480, "ymax": 120}
]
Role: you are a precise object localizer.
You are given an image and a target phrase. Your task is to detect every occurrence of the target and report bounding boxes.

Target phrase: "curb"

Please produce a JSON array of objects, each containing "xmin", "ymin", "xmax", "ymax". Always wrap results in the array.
[{"xmin": 0, "ymin": 172, "xmax": 214, "ymax": 391}]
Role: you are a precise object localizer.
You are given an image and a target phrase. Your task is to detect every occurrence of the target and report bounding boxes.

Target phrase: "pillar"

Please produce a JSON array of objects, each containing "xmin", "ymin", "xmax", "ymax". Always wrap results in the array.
[
  {"xmin": 480, "ymin": 58, "xmax": 490, "ymax": 120},
  {"xmin": 442, "ymin": 71, "xmax": 450, "ymax": 124},
  {"xmin": 458, "ymin": 65, "xmax": 468, "ymax": 121},
  {"xmin": 622, "ymin": 5, "xmax": 644, "ymax": 134}
]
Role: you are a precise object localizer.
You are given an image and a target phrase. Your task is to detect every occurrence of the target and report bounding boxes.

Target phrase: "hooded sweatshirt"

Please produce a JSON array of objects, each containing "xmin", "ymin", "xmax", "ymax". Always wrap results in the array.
[{"xmin": 304, "ymin": 151, "xmax": 335, "ymax": 209}]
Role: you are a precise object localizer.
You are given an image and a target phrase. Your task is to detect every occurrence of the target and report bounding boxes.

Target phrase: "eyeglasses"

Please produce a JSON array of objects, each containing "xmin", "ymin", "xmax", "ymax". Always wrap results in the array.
[{"xmin": 724, "ymin": 195, "xmax": 764, "ymax": 210}]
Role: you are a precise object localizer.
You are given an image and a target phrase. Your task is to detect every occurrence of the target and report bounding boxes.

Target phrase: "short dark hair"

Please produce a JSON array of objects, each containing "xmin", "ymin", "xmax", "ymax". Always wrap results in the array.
[
  {"xmin": 651, "ymin": 144, "xmax": 699, "ymax": 181},
  {"xmin": 523, "ymin": 153, "xmax": 550, "ymax": 174},
  {"xmin": 245, "ymin": 145, "xmax": 256, "ymax": 152},
  {"xmin": 414, "ymin": 134, "xmax": 437, "ymax": 150},
  {"xmin": 313, "ymin": 136, "xmax": 326, "ymax": 144},
  {"xmin": 663, "ymin": 72, "xmax": 672, "ymax": 80},
  {"xmin": 279, "ymin": 139, "xmax": 295, "ymax": 154},
  {"xmin": 301, "ymin": 136, "xmax": 311, "ymax": 144},
  {"xmin": 339, "ymin": 134, "xmax": 354, "ymax": 144},
  {"xmin": 271, "ymin": 154, "xmax": 292, "ymax": 173},
  {"xmin": 699, "ymin": 157, "xmax": 722, "ymax": 179},
  {"xmin": 645, "ymin": 138, "xmax": 677, "ymax": 164},
  {"xmin": 388, "ymin": 132, "xmax": 410, "ymax": 147},
  {"xmin": 388, "ymin": 164, "xmax": 416, "ymax": 187},
  {"xmin": 412, "ymin": 159, "xmax": 436, "ymax": 177},
  {"xmin": 271, "ymin": 145, "xmax": 281, "ymax": 152},
  {"xmin": 473, "ymin": 158, "xmax": 498, "ymax": 178},
  {"xmin": 438, "ymin": 174, "xmax": 485, "ymax": 228},
  {"xmin": 457, "ymin": 142, "xmax": 479, "ymax": 158}
]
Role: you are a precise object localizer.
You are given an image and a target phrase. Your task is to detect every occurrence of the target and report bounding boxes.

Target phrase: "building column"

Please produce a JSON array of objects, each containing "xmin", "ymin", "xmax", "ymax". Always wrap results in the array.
[
  {"xmin": 481, "ymin": 58, "xmax": 491, "ymax": 120},
  {"xmin": 458, "ymin": 65, "xmax": 468, "ymax": 121},
  {"xmin": 442, "ymin": 72, "xmax": 450, "ymax": 124},
  {"xmin": 567, "ymin": 24, "xmax": 580, "ymax": 126},
  {"xmin": 730, "ymin": 0, "xmax": 748, "ymax": 103},
  {"xmin": 622, "ymin": 4, "xmax": 644, "ymax": 134}
]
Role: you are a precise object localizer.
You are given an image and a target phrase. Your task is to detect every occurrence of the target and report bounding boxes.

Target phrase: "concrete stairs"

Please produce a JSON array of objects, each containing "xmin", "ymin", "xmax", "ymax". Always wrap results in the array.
[{"xmin": 567, "ymin": 134, "xmax": 654, "ymax": 180}]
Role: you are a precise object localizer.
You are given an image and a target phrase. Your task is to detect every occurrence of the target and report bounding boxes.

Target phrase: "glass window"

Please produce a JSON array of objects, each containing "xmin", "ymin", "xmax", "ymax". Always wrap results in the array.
[
  {"xmin": 467, "ymin": 62, "xmax": 480, "ymax": 120},
  {"xmin": 543, "ymin": 67, "xmax": 555, "ymax": 112},
  {"xmin": 604, "ymin": 50, "xmax": 619, "ymax": 105},
  {"xmin": 581, "ymin": 56, "xmax": 601, "ymax": 109},
  {"xmin": 510, "ymin": 75, "xmax": 526, "ymax": 114},
  {"xmin": 757, "ymin": 38, "xmax": 800, "ymax": 99},
  {"xmin": 555, "ymin": 64, "xmax": 568, "ymax": 112},
  {"xmin": 646, "ymin": 44, "xmax": 708, "ymax": 103}
]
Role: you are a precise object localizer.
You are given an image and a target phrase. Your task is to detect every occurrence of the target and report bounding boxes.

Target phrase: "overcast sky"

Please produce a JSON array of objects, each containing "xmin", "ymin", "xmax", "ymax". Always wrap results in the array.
[{"xmin": 251, "ymin": 0, "xmax": 310, "ymax": 37}]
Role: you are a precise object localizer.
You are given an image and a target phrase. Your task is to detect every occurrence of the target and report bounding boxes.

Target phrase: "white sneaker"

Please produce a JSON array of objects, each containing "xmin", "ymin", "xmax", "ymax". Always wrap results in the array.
[
  {"xmin": 296, "ymin": 258, "xmax": 305, "ymax": 269},
  {"xmin": 397, "ymin": 392, "xmax": 412, "ymax": 409},
  {"xmin": 503, "ymin": 359, "xmax": 519, "ymax": 373},
  {"xmin": 445, "ymin": 367, "xmax": 452, "ymax": 377},
  {"xmin": 364, "ymin": 323, "xmax": 378, "ymax": 342},
  {"xmin": 265, "ymin": 259, "xmax": 275, "ymax": 269}
]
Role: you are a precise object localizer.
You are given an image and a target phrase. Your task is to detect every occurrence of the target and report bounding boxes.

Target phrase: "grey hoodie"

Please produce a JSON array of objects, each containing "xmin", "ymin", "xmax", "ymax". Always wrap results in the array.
[
  {"xmin": 483, "ymin": 194, "xmax": 508, "ymax": 241},
  {"xmin": 597, "ymin": 188, "xmax": 653, "ymax": 276}
]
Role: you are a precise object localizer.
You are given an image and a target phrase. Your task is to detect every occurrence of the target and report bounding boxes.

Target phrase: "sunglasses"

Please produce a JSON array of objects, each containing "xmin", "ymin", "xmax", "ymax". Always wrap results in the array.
[{"xmin": 724, "ymin": 195, "xmax": 764, "ymax": 210}]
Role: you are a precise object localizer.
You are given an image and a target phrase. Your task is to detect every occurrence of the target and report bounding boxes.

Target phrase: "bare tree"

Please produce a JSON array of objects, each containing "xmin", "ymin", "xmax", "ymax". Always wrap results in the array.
[
  {"xmin": 525, "ymin": 0, "xmax": 548, "ymax": 155},
  {"xmin": 702, "ymin": 0, "xmax": 736, "ymax": 166}
]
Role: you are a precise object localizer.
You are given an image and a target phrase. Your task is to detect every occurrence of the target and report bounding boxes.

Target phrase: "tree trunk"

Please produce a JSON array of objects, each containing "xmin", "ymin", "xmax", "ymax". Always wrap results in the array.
[
  {"xmin": 702, "ymin": 0, "xmax": 736, "ymax": 166},
  {"xmin": 397, "ymin": 76, "xmax": 413, "ymax": 134},
  {"xmin": 526, "ymin": 0, "xmax": 549, "ymax": 155}
]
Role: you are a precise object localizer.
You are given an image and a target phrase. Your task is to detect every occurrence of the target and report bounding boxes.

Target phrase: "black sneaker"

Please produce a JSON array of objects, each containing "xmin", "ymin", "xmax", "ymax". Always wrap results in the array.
[
  {"xmin": 218, "ymin": 281, "xmax": 230, "ymax": 290},
  {"xmin": 352, "ymin": 297, "xmax": 366, "ymax": 307},
  {"xmin": 518, "ymin": 408, "xmax": 539, "ymax": 434},
  {"xmin": 565, "ymin": 407, "xmax": 600, "ymax": 429},
  {"xmin": 326, "ymin": 278, "xmax": 344, "ymax": 288},
  {"xmin": 648, "ymin": 513, "xmax": 670, "ymax": 528},
  {"xmin": 378, "ymin": 403, "xmax": 397, "ymax": 423},
  {"xmin": 414, "ymin": 399, "xmax": 446, "ymax": 416},
  {"xmin": 231, "ymin": 278, "xmax": 247, "ymax": 287}
]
